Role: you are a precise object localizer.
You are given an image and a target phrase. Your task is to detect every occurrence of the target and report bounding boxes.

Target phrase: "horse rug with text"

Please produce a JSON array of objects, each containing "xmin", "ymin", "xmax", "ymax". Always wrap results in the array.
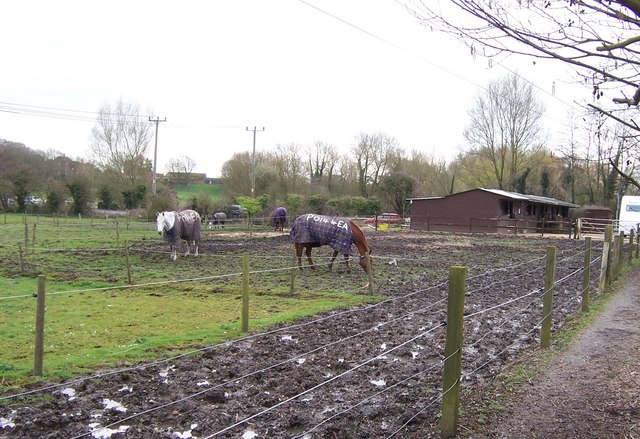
[{"xmin": 289, "ymin": 214, "xmax": 354, "ymax": 255}]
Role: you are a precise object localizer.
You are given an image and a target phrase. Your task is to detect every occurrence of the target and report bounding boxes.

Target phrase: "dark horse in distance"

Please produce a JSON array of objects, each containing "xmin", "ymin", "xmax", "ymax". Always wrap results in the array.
[{"xmin": 272, "ymin": 207, "xmax": 288, "ymax": 231}]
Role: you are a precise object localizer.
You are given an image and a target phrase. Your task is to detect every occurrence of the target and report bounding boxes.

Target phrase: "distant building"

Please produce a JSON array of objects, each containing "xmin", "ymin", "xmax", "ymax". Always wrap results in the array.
[
  {"xmin": 162, "ymin": 172, "xmax": 206, "ymax": 184},
  {"xmin": 408, "ymin": 188, "xmax": 579, "ymax": 234}
]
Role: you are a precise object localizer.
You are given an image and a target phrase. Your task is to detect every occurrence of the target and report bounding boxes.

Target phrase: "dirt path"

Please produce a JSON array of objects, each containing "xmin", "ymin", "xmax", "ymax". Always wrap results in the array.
[{"xmin": 477, "ymin": 268, "xmax": 640, "ymax": 439}]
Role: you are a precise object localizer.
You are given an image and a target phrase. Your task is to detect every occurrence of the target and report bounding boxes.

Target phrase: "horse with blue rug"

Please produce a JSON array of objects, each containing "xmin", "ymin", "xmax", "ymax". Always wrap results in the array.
[
  {"xmin": 272, "ymin": 207, "xmax": 288, "ymax": 231},
  {"xmin": 156, "ymin": 209, "xmax": 201, "ymax": 260},
  {"xmin": 289, "ymin": 213, "xmax": 371, "ymax": 274}
]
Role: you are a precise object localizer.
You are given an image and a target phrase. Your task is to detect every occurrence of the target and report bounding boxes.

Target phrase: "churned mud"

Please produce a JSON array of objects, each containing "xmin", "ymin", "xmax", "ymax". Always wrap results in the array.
[{"xmin": 2, "ymin": 230, "xmax": 635, "ymax": 438}]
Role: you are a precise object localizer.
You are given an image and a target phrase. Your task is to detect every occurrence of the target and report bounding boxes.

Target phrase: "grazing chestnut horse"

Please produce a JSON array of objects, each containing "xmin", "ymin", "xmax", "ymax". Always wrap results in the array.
[
  {"xmin": 156, "ymin": 210, "xmax": 201, "ymax": 260},
  {"xmin": 289, "ymin": 213, "xmax": 371, "ymax": 273},
  {"xmin": 272, "ymin": 206, "xmax": 288, "ymax": 231}
]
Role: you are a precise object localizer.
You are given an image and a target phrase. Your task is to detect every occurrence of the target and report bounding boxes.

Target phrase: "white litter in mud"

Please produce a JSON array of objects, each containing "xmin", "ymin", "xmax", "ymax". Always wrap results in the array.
[
  {"xmin": 197, "ymin": 380, "xmax": 210, "ymax": 386},
  {"xmin": 411, "ymin": 351, "xmax": 419, "ymax": 359},
  {"xmin": 243, "ymin": 430, "xmax": 257, "ymax": 439},
  {"xmin": 118, "ymin": 385, "xmax": 132, "ymax": 393},
  {"xmin": 281, "ymin": 335, "xmax": 293, "ymax": 342},
  {"xmin": 380, "ymin": 343, "xmax": 387, "ymax": 350},
  {"xmin": 61, "ymin": 387, "xmax": 76, "ymax": 400},
  {"xmin": 102, "ymin": 399, "xmax": 127, "ymax": 412},
  {"xmin": 296, "ymin": 358, "xmax": 306, "ymax": 365},
  {"xmin": 174, "ymin": 423, "xmax": 198, "ymax": 438},
  {"xmin": 88, "ymin": 422, "xmax": 130, "ymax": 438},
  {"xmin": 159, "ymin": 365, "xmax": 175, "ymax": 378},
  {"xmin": 370, "ymin": 379, "xmax": 386, "ymax": 387},
  {"xmin": 1, "ymin": 412, "xmax": 16, "ymax": 429}
]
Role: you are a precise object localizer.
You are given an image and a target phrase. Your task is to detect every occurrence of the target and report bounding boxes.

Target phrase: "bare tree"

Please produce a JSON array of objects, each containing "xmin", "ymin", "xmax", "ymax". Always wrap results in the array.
[
  {"xmin": 165, "ymin": 155, "xmax": 198, "ymax": 183},
  {"xmin": 306, "ymin": 140, "xmax": 338, "ymax": 183},
  {"xmin": 90, "ymin": 99, "xmax": 153, "ymax": 197},
  {"xmin": 462, "ymin": 73, "xmax": 544, "ymax": 191},
  {"xmin": 273, "ymin": 142, "xmax": 305, "ymax": 195},
  {"xmin": 352, "ymin": 132, "xmax": 402, "ymax": 196},
  {"xmin": 401, "ymin": 0, "xmax": 640, "ymax": 187}
]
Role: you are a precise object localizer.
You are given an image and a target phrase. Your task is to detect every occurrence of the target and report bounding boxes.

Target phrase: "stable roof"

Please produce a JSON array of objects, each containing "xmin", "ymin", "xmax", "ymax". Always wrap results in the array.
[{"xmin": 408, "ymin": 188, "xmax": 579, "ymax": 208}]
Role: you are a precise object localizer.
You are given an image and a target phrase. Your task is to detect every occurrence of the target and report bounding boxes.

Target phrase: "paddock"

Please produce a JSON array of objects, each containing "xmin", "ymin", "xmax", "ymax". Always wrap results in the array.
[{"xmin": 0, "ymin": 213, "xmax": 635, "ymax": 438}]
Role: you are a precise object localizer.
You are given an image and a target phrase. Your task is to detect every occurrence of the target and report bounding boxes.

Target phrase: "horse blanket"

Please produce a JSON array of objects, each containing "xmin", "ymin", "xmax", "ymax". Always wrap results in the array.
[
  {"xmin": 289, "ymin": 214, "xmax": 354, "ymax": 255},
  {"xmin": 164, "ymin": 210, "xmax": 201, "ymax": 246},
  {"xmin": 273, "ymin": 207, "xmax": 287, "ymax": 225},
  {"xmin": 212, "ymin": 212, "xmax": 227, "ymax": 225}
]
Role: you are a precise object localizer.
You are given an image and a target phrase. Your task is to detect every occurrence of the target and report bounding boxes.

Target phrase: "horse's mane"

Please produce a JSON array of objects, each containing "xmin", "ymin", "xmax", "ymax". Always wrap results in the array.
[{"xmin": 349, "ymin": 220, "xmax": 370, "ymax": 255}]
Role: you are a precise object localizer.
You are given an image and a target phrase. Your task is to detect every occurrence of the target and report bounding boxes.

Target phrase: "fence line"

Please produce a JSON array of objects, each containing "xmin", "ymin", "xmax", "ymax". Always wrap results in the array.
[
  {"xmin": 1, "ymin": 230, "xmax": 630, "ymax": 438},
  {"xmin": 0, "ymin": 242, "xmax": 585, "ymax": 397},
  {"xmin": 59, "ymin": 246, "xmax": 592, "ymax": 436}
]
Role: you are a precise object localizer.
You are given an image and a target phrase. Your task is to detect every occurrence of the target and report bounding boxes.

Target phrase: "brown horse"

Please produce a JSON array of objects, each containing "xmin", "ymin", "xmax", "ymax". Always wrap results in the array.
[{"xmin": 289, "ymin": 214, "xmax": 371, "ymax": 273}]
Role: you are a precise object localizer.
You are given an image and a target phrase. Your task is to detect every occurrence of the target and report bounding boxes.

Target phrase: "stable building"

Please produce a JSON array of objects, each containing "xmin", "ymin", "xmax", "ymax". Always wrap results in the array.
[{"xmin": 408, "ymin": 188, "xmax": 580, "ymax": 234}]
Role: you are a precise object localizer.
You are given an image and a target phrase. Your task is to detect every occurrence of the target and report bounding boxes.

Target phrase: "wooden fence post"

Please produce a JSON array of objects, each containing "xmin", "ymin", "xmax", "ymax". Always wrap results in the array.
[
  {"xmin": 540, "ymin": 246, "xmax": 556, "ymax": 349},
  {"xmin": 618, "ymin": 231, "xmax": 625, "ymax": 273},
  {"xmin": 582, "ymin": 237, "xmax": 591, "ymax": 313},
  {"xmin": 440, "ymin": 265, "xmax": 467, "ymax": 438},
  {"xmin": 24, "ymin": 222, "xmax": 29, "ymax": 256},
  {"xmin": 611, "ymin": 235, "xmax": 620, "ymax": 282},
  {"xmin": 629, "ymin": 229, "xmax": 635, "ymax": 264},
  {"xmin": 116, "ymin": 220, "xmax": 120, "ymax": 248},
  {"xmin": 366, "ymin": 254, "xmax": 374, "ymax": 295},
  {"xmin": 18, "ymin": 243, "xmax": 25, "ymax": 275},
  {"xmin": 34, "ymin": 275, "xmax": 46, "ymax": 376},
  {"xmin": 124, "ymin": 240, "xmax": 132, "ymax": 285},
  {"xmin": 599, "ymin": 225, "xmax": 613, "ymax": 291},
  {"xmin": 241, "ymin": 252, "xmax": 250, "ymax": 333},
  {"xmin": 32, "ymin": 223, "xmax": 37, "ymax": 252},
  {"xmin": 289, "ymin": 247, "xmax": 297, "ymax": 295}
]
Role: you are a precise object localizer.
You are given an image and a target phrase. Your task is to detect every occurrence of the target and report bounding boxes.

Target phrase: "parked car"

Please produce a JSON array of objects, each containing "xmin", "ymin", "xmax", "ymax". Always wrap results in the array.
[
  {"xmin": 25, "ymin": 195, "xmax": 44, "ymax": 206},
  {"xmin": 224, "ymin": 204, "xmax": 248, "ymax": 218},
  {"xmin": 364, "ymin": 213, "xmax": 402, "ymax": 225}
]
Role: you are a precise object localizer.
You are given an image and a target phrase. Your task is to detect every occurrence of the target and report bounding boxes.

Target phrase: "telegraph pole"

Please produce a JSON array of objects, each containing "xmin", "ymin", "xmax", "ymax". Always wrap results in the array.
[
  {"xmin": 246, "ymin": 126, "xmax": 265, "ymax": 197},
  {"xmin": 149, "ymin": 116, "xmax": 166, "ymax": 196}
]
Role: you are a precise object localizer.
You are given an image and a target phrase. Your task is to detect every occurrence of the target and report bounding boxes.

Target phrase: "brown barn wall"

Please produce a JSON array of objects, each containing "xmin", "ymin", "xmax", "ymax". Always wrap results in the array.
[
  {"xmin": 409, "ymin": 189, "xmax": 572, "ymax": 234},
  {"xmin": 410, "ymin": 189, "xmax": 509, "ymax": 232}
]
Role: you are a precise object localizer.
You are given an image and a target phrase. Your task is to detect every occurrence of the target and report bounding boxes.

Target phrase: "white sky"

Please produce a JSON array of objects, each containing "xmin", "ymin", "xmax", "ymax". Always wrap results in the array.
[{"xmin": 1, "ymin": 0, "xmax": 585, "ymax": 177}]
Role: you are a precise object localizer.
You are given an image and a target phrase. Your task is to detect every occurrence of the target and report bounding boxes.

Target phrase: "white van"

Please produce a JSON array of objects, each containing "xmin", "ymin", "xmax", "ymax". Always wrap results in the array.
[{"xmin": 619, "ymin": 195, "xmax": 640, "ymax": 235}]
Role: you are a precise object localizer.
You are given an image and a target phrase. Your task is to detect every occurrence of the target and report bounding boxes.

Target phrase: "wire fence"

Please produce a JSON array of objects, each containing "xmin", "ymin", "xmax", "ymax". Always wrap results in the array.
[{"xmin": 0, "ymin": 218, "xmax": 636, "ymax": 439}]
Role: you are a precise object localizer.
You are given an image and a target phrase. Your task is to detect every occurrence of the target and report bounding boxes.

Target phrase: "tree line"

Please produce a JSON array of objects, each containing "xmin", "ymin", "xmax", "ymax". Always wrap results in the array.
[{"xmin": 1, "ymin": 73, "xmax": 637, "ymax": 219}]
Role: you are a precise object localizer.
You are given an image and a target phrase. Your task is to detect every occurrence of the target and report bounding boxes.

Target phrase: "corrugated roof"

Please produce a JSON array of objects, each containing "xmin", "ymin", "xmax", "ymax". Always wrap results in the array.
[{"xmin": 479, "ymin": 188, "xmax": 579, "ymax": 208}]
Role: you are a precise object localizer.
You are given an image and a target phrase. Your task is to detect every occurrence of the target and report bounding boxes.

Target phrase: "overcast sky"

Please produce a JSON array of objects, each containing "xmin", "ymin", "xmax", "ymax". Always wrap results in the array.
[{"xmin": 1, "ymin": 0, "xmax": 584, "ymax": 177}]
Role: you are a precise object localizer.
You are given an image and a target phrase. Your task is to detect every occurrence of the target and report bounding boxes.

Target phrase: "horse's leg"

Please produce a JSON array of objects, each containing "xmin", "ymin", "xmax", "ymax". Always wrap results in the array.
[
  {"xmin": 171, "ymin": 246, "xmax": 177, "ymax": 261},
  {"xmin": 184, "ymin": 241, "xmax": 190, "ymax": 257},
  {"xmin": 329, "ymin": 250, "xmax": 339, "ymax": 272},
  {"xmin": 295, "ymin": 243, "xmax": 303, "ymax": 270},
  {"xmin": 305, "ymin": 246, "xmax": 316, "ymax": 270},
  {"xmin": 194, "ymin": 241, "xmax": 199, "ymax": 257},
  {"xmin": 344, "ymin": 254, "xmax": 351, "ymax": 273}
]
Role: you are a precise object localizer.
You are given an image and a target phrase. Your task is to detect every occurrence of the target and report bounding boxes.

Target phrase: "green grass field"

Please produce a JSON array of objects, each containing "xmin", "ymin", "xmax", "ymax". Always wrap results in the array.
[
  {"xmin": 0, "ymin": 213, "xmax": 374, "ymax": 387},
  {"xmin": 174, "ymin": 183, "xmax": 223, "ymax": 205}
]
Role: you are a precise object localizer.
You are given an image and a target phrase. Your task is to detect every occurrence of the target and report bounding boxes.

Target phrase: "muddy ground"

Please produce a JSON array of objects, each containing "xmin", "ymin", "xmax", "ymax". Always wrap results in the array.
[{"xmin": 0, "ymin": 230, "xmax": 634, "ymax": 438}]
